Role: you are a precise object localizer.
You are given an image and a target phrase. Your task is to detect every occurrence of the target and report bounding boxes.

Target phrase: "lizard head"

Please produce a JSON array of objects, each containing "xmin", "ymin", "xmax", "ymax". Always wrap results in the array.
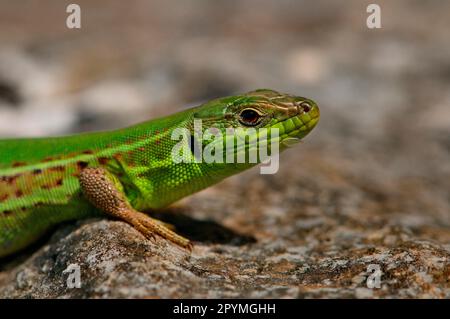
[
  {"xmin": 191, "ymin": 89, "xmax": 320, "ymax": 155},
  {"xmin": 139, "ymin": 89, "xmax": 319, "ymax": 208}
]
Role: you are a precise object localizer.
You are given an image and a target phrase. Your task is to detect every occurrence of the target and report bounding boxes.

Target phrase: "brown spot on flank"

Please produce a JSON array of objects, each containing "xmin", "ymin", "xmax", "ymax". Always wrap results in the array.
[
  {"xmin": 113, "ymin": 153, "xmax": 123, "ymax": 162},
  {"xmin": 82, "ymin": 150, "xmax": 94, "ymax": 155},
  {"xmin": 126, "ymin": 161, "xmax": 136, "ymax": 168},
  {"xmin": 1, "ymin": 174, "xmax": 20, "ymax": 184},
  {"xmin": 12, "ymin": 161, "xmax": 26, "ymax": 167},
  {"xmin": 42, "ymin": 157, "xmax": 55, "ymax": 162},
  {"xmin": 41, "ymin": 178, "xmax": 63, "ymax": 190},
  {"xmin": 32, "ymin": 168, "xmax": 43, "ymax": 175},
  {"xmin": 77, "ymin": 161, "xmax": 89, "ymax": 170},
  {"xmin": 15, "ymin": 190, "xmax": 23, "ymax": 198},
  {"xmin": 137, "ymin": 172, "xmax": 147, "ymax": 178},
  {"xmin": 98, "ymin": 157, "xmax": 109, "ymax": 165},
  {"xmin": 138, "ymin": 147, "xmax": 146, "ymax": 152},
  {"xmin": 0, "ymin": 193, "xmax": 9, "ymax": 201},
  {"xmin": 49, "ymin": 165, "xmax": 65, "ymax": 172},
  {"xmin": 2, "ymin": 210, "xmax": 13, "ymax": 216}
]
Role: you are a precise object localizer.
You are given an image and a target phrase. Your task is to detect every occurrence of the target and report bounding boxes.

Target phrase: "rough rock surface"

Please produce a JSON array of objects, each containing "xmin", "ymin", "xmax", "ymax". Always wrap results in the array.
[{"xmin": 1, "ymin": 0, "xmax": 450, "ymax": 298}]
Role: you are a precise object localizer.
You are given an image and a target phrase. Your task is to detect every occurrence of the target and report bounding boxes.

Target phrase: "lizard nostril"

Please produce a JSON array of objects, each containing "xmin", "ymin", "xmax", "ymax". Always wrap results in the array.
[{"xmin": 300, "ymin": 102, "xmax": 311, "ymax": 113}]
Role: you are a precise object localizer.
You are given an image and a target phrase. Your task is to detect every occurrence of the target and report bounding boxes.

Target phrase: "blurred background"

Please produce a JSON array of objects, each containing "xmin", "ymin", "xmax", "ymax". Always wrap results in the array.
[{"xmin": 0, "ymin": 0, "xmax": 450, "ymax": 297}]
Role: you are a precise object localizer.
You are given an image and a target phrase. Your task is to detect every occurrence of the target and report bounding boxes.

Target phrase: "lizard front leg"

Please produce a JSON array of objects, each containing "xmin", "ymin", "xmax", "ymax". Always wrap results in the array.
[{"xmin": 79, "ymin": 167, "xmax": 192, "ymax": 250}]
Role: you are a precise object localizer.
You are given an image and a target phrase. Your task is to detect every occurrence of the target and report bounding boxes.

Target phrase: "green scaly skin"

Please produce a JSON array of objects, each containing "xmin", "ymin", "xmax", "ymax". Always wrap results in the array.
[{"xmin": 0, "ymin": 89, "xmax": 319, "ymax": 257}]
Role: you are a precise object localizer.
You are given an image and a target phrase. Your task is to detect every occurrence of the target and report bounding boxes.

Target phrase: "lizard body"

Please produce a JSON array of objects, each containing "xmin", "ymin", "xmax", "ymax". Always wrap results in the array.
[{"xmin": 0, "ymin": 89, "xmax": 319, "ymax": 257}]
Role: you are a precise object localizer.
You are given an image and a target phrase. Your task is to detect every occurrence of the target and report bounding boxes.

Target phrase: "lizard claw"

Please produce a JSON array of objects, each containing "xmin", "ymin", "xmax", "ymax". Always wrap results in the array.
[{"xmin": 185, "ymin": 241, "xmax": 194, "ymax": 252}]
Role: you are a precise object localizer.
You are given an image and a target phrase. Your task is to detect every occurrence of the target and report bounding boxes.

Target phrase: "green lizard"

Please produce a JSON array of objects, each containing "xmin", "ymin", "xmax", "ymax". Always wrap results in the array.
[{"xmin": 0, "ymin": 89, "xmax": 319, "ymax": 257}]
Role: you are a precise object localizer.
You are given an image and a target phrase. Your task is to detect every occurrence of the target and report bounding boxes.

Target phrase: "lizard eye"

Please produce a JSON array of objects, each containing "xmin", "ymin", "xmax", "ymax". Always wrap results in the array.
[{"xmin": 239, "ymin": 108, "xmax": 262, "ymax": 126}]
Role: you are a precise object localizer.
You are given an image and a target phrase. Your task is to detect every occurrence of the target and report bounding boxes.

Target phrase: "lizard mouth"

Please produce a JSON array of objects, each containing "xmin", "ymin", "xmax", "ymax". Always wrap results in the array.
[{"xmin": 277, "ymin": 104, "xmax": 320, "ymax": 147}]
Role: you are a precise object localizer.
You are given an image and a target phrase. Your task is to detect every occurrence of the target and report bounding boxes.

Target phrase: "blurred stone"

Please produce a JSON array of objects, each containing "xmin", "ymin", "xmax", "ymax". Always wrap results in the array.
[{"xmin": 286, "ymin": 48, "xmax": 330, "ymax": 85}]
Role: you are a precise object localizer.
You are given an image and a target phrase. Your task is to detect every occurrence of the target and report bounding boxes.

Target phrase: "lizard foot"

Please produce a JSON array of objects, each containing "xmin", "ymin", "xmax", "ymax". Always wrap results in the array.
[{"xmin": 79, "ymin": 167, "xmax": 193, "ymax": 251}]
